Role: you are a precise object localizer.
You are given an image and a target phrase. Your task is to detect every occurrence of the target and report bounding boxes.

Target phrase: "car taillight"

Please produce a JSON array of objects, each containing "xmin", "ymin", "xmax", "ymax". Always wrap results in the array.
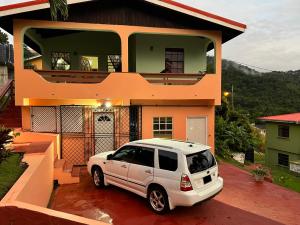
[{"xmin": 180, "ymin": 174, "xmax": 193, "ymax": 191}]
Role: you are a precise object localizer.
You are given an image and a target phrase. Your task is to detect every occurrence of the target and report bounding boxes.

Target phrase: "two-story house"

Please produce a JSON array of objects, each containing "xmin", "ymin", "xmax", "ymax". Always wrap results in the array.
[
  {"xmin": 0, "ymin": 0, "xmax": 246, "ymax": 166},
  {"xmin": 259, "ymin": 113, "xmax": 300, "ymax": 169}
]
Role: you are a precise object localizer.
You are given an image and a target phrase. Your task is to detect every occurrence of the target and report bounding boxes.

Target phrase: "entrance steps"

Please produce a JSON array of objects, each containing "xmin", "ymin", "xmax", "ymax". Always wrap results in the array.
[{"xmin": 54, "ymin": 159, "xmax": 80, "ymax": 184}]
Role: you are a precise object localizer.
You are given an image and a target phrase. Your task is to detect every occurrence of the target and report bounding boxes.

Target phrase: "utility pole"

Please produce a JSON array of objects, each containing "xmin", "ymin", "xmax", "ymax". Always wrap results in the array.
[{"xmin": 231, "ymin": 84, "xmax": 234, "ymax": 110}]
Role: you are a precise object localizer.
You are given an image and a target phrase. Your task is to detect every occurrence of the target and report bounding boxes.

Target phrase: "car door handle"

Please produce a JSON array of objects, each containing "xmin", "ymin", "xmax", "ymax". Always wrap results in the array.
[
  {"xmin": 121, "ymin": 164, "xmax": 127, "ymax": 168},
  {"xmin": 145, "ymin": 169, "xmax": 152, "ymax": 174}
]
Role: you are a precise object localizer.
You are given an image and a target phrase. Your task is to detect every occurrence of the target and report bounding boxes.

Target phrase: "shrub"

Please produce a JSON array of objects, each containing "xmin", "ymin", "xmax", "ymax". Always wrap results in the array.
[
  {"xmin": 0, "ymin": 126, "xmax": 14, "ymax": 162},
  {"xmin": 215, "ymin": 97, "xmax": 264, "ymax": 158}
]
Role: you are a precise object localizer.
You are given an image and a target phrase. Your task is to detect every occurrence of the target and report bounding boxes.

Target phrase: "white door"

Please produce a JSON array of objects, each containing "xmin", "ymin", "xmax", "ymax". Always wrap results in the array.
[
  {"xmin": 94, "ymin": 112, "xmax": 114, "ymax": 154},
  {"xmin": 105, "ymin": 145, "xmax": 133, "ymax": 186},
  {"xmin": 186, "ymin": 117, "xmax": 207, "ymax": 145},
  {"xmin": 127, "ymin": 146, "xmax": 154, "ymax": 193}
]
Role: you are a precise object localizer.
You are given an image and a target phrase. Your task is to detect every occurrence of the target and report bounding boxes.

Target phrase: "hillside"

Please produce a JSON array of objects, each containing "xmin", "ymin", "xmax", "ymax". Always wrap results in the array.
[{"xmin": 220, "ymin": 59, "xmax": 300, "ymax": 121}]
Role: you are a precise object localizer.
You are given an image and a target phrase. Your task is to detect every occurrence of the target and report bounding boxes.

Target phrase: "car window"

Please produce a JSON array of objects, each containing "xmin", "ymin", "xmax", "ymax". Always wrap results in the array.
[
  {"xmin": 112, "ymin": 145, "xmax": 135, "ymax": 162},
  {"xmin": 158, "ymin": 150, "xmax": 178, "ymax": 171},
  {"xmin": 186, "ymin": 150, "xmax": 216, "ymax": 174},
  {"xmin": 131, "ymin": 146, "xmax": 154, "ymax": 167}
]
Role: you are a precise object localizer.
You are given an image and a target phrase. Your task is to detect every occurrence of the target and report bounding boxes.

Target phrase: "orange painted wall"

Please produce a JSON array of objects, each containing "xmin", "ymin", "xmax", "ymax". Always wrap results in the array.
[
  {"xmin": 14, "ymin": 132, "xmax": 61, "ymax": 159},
  {"xmin": 142, "ymin": 106, "xmax": 215, "ymax": 152},
  {"xmin": 13, "ymin": 19, "xmax": 222, "ymax": 107}
]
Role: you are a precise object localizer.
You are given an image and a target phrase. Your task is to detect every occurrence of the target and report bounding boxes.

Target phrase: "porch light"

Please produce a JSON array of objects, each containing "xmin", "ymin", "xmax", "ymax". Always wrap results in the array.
[
  {"xmin": 104, "ymin": 101, "xmax": 112, "ymax": 108},
  {"xmin": 223, "ymin": 91, "xmax": 230, "ymax": 97}
]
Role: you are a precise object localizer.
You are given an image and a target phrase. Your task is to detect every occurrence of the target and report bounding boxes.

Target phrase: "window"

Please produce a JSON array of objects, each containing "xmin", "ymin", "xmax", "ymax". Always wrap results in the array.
[
  {"xmin": 165, "ymin": 48, "xmax": 184, "ymax": 73},
  {"xmin": 186, "ymin": 150, "xmax": 216, "ymax": 174},
  {"xmin": 112, "ymin": 145, "xmax": 135, "ymax": 162},
  {"xmin": 131, "ymin": 147, "xmax": 154, "ymax": 167},
  {"xmin": 278, "ymin": 153, "xmax": 289, "ymax": 167},
  {"xmin": 80, "ymin": 56, "xmax": 99, "ymax": 71},
  {"xmin": 278, "ymin": 125, "xmax": 289, "ymax": 138},
  {"xmin": 107, "ymin": 55, "xmax": 121, "ymax": 72},
  {"xmin": 153, "ymin": 117, "xmax": 172, "ymax": 139},
  {"xmin": 159, "ymin": 150, "xmax": 178, "ymax": 171},
  {"xmin": 51, "ymin": 52, "xmax": 71, "ymax": 70}
]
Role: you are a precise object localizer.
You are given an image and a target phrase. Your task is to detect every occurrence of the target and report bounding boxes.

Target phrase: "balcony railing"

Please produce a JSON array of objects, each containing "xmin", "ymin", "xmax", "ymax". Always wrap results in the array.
[
  {"xmin": 35, "ymin": 70, "xmax": 206, "ymax": 85},
  {"xmin": 36, "ymin": 70, "xmax": 110, "ymax": 83},
  {"xmin": 141, "ymin": 73, "xmax": 205, "ymax": 85}
]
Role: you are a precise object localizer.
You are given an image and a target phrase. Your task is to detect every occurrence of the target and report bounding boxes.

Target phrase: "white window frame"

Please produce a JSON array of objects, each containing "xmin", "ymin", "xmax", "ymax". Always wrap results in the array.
[{"xmin": 153, "ymin": 117, "xmax": 173, "ymax": 138}]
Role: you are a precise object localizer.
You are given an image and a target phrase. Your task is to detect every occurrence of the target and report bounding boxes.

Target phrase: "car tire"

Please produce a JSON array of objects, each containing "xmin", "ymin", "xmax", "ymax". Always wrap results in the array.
[
  {"xmin": 92, "ymin": 166, "xmax": 105, "ymax": 188},
  {"xmin": 148, "ymin": 186, "xmax": 170, "ymax": 214}
]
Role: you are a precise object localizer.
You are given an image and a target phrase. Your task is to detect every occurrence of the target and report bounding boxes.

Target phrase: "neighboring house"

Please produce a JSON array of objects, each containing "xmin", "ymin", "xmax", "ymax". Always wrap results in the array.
[
  {"xmin": 259, "ymin": 113, "xmax": 300, "ymax": 169},
  {"xmin": 0, "ymin": 43, "xmax": 14, "ymax": 82},
  {"xmin": 0, "ymin": 0, "xmax": 246, "ymax": 165}
]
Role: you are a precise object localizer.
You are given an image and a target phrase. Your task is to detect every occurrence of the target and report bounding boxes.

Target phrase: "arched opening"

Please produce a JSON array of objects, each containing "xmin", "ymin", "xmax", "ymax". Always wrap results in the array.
[
  {"xmin": 128, "ymin": 33, "xmax": 216, "ymax": 85},
  {"xmin": 23, "ymin": 28, "xmax": 121, "ymax": 83}
]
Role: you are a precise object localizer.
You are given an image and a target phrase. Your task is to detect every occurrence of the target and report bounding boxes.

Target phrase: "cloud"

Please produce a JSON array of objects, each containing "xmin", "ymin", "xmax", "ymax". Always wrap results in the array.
[{"xmin": 178, "ymin": 0, "xmax": 300, "ymax": 71}]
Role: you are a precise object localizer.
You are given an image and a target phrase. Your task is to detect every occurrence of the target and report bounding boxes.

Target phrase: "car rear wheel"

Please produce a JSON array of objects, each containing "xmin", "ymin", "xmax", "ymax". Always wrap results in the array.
[
  {"xmin": 148, "ymin": 186, "xmax": 169, "ymax": 214},
  {"xmin": 93, "ymin": 167, "xmax": 104, "ymax": 188}
]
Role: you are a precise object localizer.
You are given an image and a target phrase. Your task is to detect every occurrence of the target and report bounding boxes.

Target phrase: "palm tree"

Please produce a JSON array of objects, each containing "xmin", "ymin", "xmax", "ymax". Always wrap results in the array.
[{"xmin": 49, "ymin": 0, "xmax": 69, "ymax": 21}]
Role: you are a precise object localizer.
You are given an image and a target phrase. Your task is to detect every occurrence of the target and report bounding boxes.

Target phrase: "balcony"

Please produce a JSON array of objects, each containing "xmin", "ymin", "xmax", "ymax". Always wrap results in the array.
[
  {"xmin": 36, "ymin": 70, "xmax": 205, "ymax": 85},
  {"xmin": 14, "ymin": 22, "xmax": 221, "ymax": 106}
]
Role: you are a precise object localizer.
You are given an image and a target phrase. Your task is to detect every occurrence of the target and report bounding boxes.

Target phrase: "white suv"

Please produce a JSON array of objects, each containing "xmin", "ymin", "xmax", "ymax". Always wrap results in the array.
[{"xmin": 87, "ymin": 138, "xmax": 223, "ymax": 213}]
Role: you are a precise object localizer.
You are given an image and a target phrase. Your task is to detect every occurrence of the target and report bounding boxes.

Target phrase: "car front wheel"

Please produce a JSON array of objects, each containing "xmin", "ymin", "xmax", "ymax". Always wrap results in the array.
[
  {"xmin": 148, "ymin": 186, "xmax": 169, "ymax": 214},
  {"xmin": 93, "ymin": 166, "xmax": 104, "ymax": 188}
]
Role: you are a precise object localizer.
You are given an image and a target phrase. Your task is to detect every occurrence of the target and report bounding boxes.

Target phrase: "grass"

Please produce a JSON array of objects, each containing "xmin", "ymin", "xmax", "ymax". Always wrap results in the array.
[
  {"xmin": 271, "ymin": 166, "xmax": 300, "ymax": 193},
  {"xmin": 0, "ymin": 153, "xmax": 27, "ymax": 200}
]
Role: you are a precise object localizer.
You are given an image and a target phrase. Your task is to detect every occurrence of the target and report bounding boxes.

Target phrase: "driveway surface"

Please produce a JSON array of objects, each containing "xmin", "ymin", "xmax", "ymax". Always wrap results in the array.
[{"xmin": 50, "ymin": 163, "xmax": 300, "ymax": 225}]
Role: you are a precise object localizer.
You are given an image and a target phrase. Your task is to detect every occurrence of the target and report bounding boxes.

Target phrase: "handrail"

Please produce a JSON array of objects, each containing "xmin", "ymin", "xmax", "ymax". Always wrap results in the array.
[
  {"xmin": 35, "ymin": 69, "xmax": 206, "ymax": 85},
  {"xmin": 35, "ymin": 70, "xmax": 110, "ymax": 83},
  {"xmin": 0, "ymin": 79, "xmax": 14, "ymax": 111},
  {"xmin": 140, "ymin": 72, "xmax": 205, "ymax": 85}
]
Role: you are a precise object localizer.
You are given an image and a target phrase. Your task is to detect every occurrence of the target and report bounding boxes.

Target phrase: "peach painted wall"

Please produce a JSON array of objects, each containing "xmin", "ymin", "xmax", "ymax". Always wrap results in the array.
[
  {"xmin": 15, "ymin": 143, "xmax": 54, "ymax": 206},
  {"xmin": 142, "ymin": 106, "xmax": 215, "ymax": 153},
  {"xmin": 21, "ymin": 106, "xmax": 31, "ymax": 130},
  {"xmin": 13, "ymin": 19, "xmax": 222, "ymax": 107},
  {"xmin": 14, "ymin": 132, "xmax": 61, "ymax": 160}
]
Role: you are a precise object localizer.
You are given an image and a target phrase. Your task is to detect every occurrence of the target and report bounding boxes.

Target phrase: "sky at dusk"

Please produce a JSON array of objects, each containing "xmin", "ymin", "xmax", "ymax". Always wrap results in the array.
[{"xmin": 0, "ymin": 0, "xmax": 299, "ymax": 71}]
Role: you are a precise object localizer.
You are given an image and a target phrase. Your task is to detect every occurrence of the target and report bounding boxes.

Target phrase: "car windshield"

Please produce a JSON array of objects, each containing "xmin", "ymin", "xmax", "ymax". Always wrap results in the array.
[{"xmin": 186, "ymin": 150, "xmax": 216, "ymax": 174}]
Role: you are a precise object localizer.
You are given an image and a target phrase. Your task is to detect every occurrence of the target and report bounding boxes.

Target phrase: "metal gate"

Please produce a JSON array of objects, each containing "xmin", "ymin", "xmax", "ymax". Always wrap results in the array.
[
  {"xmin": 94, "ymin": 112, "xmax": 114, "ymax": 154},
  {"xmin": 30, "ymin": 105, "xmax": 142, "ymax": 165}
]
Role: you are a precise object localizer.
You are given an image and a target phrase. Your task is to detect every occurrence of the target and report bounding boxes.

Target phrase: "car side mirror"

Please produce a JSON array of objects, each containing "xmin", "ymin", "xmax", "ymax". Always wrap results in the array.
[{"xmin": 107, "ymin": 154, "xmax": 113, "ymax": 160}]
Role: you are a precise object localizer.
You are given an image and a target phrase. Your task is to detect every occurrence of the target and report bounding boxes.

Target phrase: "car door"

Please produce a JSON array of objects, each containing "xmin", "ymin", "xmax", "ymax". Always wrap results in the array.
[
  {"xmin": 127, "ymin": 146, "xmax": 155, "ymax": 194},
  {"xmin": 105, "ymin": 145, "xmax": 135, "ymax": 187}
]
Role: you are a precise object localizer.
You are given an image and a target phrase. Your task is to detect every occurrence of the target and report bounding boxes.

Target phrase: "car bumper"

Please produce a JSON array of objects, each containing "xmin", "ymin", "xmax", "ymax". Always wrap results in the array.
[{"xmin": 169, "ymin": 177, "xmax": 223, "ymax": 209}]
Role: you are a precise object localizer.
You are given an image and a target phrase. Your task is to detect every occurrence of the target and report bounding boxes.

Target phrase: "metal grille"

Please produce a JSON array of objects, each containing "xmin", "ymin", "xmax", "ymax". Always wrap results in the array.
[
  {"xmin": 30, "ymin": 105, "xmax": 142, "ymax": 165},
  {"xmin": 31, "ymin": 106, "xmax": 59, "ymax": 132},
  {"xmin": 61, "ymin": 106, "xmax": 84, "ymax": 133}
]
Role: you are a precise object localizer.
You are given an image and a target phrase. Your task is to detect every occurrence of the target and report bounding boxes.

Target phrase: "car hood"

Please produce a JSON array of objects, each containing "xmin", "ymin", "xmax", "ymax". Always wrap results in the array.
[{"xmin": 91, "ymin": 151, "xmax": 115, "ymax": 160}]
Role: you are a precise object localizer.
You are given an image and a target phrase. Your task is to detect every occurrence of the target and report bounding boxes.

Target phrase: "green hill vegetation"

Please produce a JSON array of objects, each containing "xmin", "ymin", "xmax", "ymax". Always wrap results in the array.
[{"xmin": 220, "ymin": 59, "xmax": 300, "ymax": 121}]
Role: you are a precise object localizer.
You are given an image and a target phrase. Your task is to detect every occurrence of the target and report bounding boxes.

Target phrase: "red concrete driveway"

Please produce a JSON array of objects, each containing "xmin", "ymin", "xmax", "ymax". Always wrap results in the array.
[{"xmin": 50, "ymin": 163, "xmax": 300, "ymax": 225}]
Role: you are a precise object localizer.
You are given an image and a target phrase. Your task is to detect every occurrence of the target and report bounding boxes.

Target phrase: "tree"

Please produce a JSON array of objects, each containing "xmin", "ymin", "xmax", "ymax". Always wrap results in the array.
[
  {"xmin": 49, "ymin": 0, "xmax": 69, "ymax": 21},
  {"xmin": 215, "ymin": 97, "xmax": 264, "ymax": 159},
  {"xmin": 0, "ymin": 30, "xmax": 9, "ymax": 44}
]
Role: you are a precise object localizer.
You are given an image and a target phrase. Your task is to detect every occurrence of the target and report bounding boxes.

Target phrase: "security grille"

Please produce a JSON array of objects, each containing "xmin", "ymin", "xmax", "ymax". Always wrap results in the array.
[
  {"xmin": 94, "ymin": 112, "xmax": 114, "ymax": 154},
  {"xmin": 31, "ymin": 107, "xmax": 59, "ymax": 132},
  {"xmin": 30, "ymin": 105, "xmax": 142, "ymax": 165}
]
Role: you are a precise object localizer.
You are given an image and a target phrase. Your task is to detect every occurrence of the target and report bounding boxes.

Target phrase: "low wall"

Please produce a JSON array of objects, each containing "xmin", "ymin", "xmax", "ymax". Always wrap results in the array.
[
  {"xmin": 0, "ymin": 132, "xmax": 106, "ymax": 225},
  {"xmin": 13, "ymin": 131, "xmax": 61, "ymax": 159}
]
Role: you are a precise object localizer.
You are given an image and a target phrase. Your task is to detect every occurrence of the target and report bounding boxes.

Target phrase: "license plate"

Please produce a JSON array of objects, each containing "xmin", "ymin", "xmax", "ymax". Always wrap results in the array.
[{"xmin": 203, "ymin": 175, "xmax": 212, "ymax": 184}]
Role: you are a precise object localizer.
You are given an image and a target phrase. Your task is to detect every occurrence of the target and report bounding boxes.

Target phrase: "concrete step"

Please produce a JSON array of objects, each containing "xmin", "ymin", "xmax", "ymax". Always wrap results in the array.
[
  {"xmin": 54, "ymin": 159, "xmax": 66, "ymax": 169},
  {"xmin": 54, "ymin": 159, "xmax": 80, "ymax": 185},
  {"xmin": 71, "ymin": 166, "xmax": 81, "ymax": 177}
]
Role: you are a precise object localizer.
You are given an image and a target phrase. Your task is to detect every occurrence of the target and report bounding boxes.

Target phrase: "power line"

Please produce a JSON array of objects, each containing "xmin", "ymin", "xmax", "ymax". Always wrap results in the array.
[{"xmin": 230, "ymin": 60, "xmax": 274, "ymax": 72}]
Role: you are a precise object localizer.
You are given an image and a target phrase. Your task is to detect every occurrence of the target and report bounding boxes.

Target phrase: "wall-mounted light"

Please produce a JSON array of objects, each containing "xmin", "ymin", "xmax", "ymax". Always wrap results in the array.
[{"xmin": 104, "ymin": 101, "xmax": 112, "ymax": 108}]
